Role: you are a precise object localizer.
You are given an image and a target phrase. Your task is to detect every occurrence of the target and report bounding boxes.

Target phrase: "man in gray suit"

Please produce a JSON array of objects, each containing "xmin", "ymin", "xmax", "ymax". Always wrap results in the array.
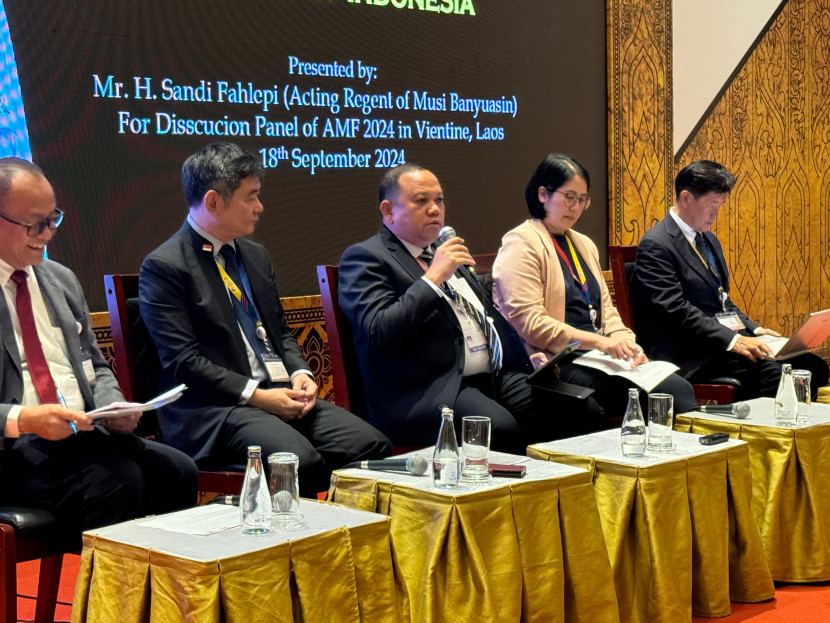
[{"xmin": 0, "ymin": 157, "xmax": 198, "ymax": 541}]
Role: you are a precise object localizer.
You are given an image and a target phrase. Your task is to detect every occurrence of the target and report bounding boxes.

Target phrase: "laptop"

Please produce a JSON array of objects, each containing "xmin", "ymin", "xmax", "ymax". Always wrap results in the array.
[{"xmin": 757, "ymin": 308, "xmax": 830, "ymax": 360}]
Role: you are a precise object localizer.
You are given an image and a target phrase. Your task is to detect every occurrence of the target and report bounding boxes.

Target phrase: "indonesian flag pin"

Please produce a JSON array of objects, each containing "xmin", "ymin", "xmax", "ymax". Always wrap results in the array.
[{"xmin": 202, "ymin": 244, "xmax": 213, "ymax": 252}]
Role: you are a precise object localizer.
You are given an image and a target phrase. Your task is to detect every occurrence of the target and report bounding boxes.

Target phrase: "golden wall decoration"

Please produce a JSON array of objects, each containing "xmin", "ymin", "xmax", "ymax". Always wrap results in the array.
[
  {"xmin": 607, "ymin": 0, "xmax": 673, "ymax": 245},
  {"xmin": 678, "ymin": 0, "xmax": 830, "ymax": 334}
]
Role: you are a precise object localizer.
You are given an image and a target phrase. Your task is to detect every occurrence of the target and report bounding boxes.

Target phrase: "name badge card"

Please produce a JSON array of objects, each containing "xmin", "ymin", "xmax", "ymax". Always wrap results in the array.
[
  {"xmin": 715, "ymin": 312, "xmax": 746, "ymax": 331},
  {"xmin": 463, "ymin": 323, "xmax": 488, "ymax": 353},
  {"xmin": 262, "ymin": 354, "xmax": 290, "ymax": 383},
  {"xmin": 82, "ymin": 357, "xmax": 96, "ymax": 383}
]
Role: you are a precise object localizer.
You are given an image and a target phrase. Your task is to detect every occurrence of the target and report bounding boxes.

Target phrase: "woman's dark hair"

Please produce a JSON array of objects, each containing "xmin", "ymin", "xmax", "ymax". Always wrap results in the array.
[{"xmin": 525, "ymin": 153, "xmax": 590, "ymax": 219}]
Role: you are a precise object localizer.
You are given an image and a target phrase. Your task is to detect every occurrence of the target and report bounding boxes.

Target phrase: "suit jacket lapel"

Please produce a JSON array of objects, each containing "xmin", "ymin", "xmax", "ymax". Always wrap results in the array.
[
  {"xmin": 0, "ymin": 287, "xmax": 23, "ymax": 393},
  {"xmin": 33, "ymin": 264, "xmax": 95, "ymax": 407},
  {"xmin": 665, "ymin": 217, "xmax": 721, "ymax": 297},
  {"xmin": 180, "ymin": 223, "xmax": 252, "ymax": 371}
]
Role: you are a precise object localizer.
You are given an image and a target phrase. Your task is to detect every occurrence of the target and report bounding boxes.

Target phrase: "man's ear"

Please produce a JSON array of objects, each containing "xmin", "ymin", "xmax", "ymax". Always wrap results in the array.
[
  {"xmin": 203, "ymin": 189, "xmax": 222, "ymax": 215},
  {"xmin": 379, "ymin": 200, "xmax": 393, "ymax": 224}
]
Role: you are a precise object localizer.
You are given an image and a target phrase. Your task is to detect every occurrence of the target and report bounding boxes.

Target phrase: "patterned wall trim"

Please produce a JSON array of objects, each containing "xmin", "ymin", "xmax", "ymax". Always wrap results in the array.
[
  {"xmin": 91, "ymin": 297, "xmax": 335, "ymax": 404},
  {"xmin": 607, "ymin": 0, "xmax": 674, "ymax": 246},
  {"xmin": 678, "ymin": 0, "xmax": 830, "ymax": 335}
]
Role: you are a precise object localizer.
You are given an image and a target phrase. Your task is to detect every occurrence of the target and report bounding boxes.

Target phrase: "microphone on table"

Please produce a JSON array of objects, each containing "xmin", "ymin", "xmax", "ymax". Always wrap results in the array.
[
  {"xmin": 344, "ymin": 454, "xmax": 429, "ymax": 476},
  {"xmin": 695, "ymin": 402, "xmax": 750, "ymax": 419},
  {"xmin": 437, "ymin": 225, "xmax": 476, "ymax": 277}
]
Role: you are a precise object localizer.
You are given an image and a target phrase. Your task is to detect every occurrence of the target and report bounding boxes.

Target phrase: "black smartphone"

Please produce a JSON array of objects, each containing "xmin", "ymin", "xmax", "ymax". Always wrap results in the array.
[{"xmin": 699, "ymin": 432, "xmax": 729, "ymax": 445}]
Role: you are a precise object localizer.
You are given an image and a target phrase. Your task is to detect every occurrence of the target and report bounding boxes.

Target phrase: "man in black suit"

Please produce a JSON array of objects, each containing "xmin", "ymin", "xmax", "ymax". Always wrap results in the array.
[
  {"xmin": 338, "ymin": 164, "xmax": 542, "ymax": 451},
  {"xmin": 633, "ymin": 159, "xmax": 828, "ymax": 399},
  {"xmin": 140, "ymin": 143, "xmax": 390, "ymax": 495},
  {"xmin": 0, "ymin": 157, "xmax": 198, "ymax": 540}
]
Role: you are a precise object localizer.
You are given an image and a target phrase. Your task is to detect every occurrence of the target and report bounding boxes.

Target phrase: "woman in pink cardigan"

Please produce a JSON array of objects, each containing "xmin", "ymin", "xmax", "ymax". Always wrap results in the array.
[{"xmin": 493, "ymin": 153, "xmax": 696, "ymax": 429}]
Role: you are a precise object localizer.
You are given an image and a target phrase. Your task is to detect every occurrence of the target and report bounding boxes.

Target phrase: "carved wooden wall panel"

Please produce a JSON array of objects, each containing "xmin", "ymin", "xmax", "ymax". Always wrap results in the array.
[
  {"xmin": 679, "ymin": 0, "xmax": 830, "ymax": 334},
  {"xmin": 607, "ymin": 0, "xmax": 673, "ymax": 245}
]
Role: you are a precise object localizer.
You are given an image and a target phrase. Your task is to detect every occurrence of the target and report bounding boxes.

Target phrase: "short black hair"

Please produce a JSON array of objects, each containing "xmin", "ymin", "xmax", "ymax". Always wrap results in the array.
[
  {"xmin": 182, "ymin": 143, "xmax": 263, "ymax": 207},
  {"xmin": 378, "ymin": 163, "xmax": 427, "ymax": 204},
  {"xmin": 675, "ymin": 160, "xmax": 736, "ymax": 199},
  {"xmin": 525, "ymin": 153, "xmax": 590, "ymax": 219},
  {"xmin": 0, "ymin": 157, "xmax": 45, "ymax": 209}
]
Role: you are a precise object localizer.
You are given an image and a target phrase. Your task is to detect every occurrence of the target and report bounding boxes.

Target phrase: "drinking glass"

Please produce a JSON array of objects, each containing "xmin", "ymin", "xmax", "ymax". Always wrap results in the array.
[
  {"xmin": 646, "ymin": 393, "xmax": 674, "ymax": 452},
  {"xmin": 792, "ymin": 369, "xmax": 812, "ymax": 425},
  {"xmin": 461, "ymin": 416, "xmax": 492, "ymax": 484},
  {"xmin": 267, "ymin": 452, "xmax": 304, "ymax": 529}
]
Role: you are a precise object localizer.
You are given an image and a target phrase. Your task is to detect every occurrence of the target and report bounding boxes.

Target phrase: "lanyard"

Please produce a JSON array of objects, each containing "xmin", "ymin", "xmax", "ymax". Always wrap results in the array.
[
  {"xmin": 215, "ymin": 257, "xmax": 273, "ymax": 352},
  {"xmin": 551, "ymin": 235, "xmax": 600, "ymax": 333},
  {"xmin": 687, "ymin": 236, "xmax": 727, "ymax": 311}
]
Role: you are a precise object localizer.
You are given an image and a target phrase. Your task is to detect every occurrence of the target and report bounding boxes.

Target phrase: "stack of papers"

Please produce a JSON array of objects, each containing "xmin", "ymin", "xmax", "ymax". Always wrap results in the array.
[
  {"xmin": 87, "ymin": 384, "xmax": 187, "ymax": 420},
  {"xmin": 574, "ymin": 351, "xmax": 678, "ymax": 392}
]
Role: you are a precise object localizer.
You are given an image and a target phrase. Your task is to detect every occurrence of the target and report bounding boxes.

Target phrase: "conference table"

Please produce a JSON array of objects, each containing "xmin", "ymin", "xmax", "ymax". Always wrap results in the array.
[
  {"xmin": 328, "ymin": 450, "xmax": 620, "ymax": 623},
  {"xmin": 528, "ymin": 429, "xmax": 774, "ymax": 623},
  {"xmin": 71, "ymin": 500, "xmax": 402, "ymax": 623},
  {"xmin": 676, "ymin": 397, "xmax": 830, "ymax": 582}
]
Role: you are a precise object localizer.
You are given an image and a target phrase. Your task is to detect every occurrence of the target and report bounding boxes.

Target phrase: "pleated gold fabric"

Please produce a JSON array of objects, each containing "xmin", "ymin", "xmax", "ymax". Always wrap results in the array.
[
  {"xmin": 527, "ymin": 443, "xmax": 774, "ymax": 623},
  {"xmin": 676, "ymin": 414, "xmax": 830, "ymax": 582},
  {"xmin": 329, "ymin": 470, "xmax": 620, "ymax": 623},
  {"xmin": 72, "ymin": 516, "xmax": 399, "ymax": 623}
]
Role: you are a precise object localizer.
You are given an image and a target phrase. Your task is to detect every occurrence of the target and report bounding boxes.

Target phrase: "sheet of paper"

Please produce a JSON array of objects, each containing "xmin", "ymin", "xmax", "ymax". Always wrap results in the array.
[
  {"xmin": 574, "ymin": 350, "xmax": 679, "ymax": 392},
  {"xmin": 135, "ymin": 505, "xmax": 241, "ymax": 536},
  {"xmin": 87, "ymin": 384, "xmax": 187, "ymax": 420}
]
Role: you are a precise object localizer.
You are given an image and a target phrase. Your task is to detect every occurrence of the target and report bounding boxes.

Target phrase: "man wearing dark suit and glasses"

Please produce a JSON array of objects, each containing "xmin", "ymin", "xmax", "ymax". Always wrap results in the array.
[
  {"xmin": 140, "ymin": 143, "xmax": 390, "ymax": 496},
  {"xmin": 338, "ymin": 164, "xmax": 545, "ymax": 451},
  {"xmin": 0, "ymin": 157, "xmax": 198, "ymax": 542},
  {"xmin": 633, "ymin": 159, "xmax": 829, "ymax": 399}
]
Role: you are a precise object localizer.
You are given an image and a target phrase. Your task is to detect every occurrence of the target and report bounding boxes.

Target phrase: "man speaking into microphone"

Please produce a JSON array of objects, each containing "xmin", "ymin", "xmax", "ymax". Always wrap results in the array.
[{"xmin": 338, "ymin": 164, "xmax": 548, "ymax": 452}]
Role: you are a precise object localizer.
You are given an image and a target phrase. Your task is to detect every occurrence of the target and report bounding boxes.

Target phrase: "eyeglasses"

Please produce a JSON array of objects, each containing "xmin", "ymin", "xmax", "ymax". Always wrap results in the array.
[
  {"xmin": 0, "ymin": 208, "xmax": 64, "ymax": 237},
  {"xmin": 548, "ymin": 189, "xmax": 591, "ymax": 209}
]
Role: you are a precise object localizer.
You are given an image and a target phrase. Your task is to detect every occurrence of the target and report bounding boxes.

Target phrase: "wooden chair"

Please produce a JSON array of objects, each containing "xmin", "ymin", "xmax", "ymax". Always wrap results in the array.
[
  {"xmin": 104, "ymin": 274, "xmax": 244, "ymax": 494},
  {"xmin": 608, "ymin": 245, "xmax": 738, "ymax": 404},
  {"xmin": 0, "ymin": 507, "xmax": 71, "ymax": 623}
]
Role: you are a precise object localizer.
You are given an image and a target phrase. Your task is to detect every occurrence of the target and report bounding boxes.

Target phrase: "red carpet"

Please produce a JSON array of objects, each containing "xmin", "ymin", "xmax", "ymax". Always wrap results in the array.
[
  {"xmin": 15, "ymin": 556, "xmax": 830, "ymax": 622},
  {"xmin": 16, "ymin": 554, "xmax": 79, "ymax": 623}
]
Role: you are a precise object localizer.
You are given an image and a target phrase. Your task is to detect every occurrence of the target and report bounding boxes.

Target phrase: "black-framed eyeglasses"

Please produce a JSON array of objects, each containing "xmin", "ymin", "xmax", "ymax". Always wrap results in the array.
[
  {"xmin": 548, "ymin": 189, "xmax": 591, "ymax": 210},
  {"xmin": 0, "ymin": 209, "xmax": 64, "ymax": 237}
]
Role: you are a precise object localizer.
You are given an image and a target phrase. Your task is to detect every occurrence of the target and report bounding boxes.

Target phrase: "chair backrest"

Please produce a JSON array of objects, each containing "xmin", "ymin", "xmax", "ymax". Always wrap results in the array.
[
  {"xmin": 316, "ymin": 265, "xmax": 363, "ymax": 414},
  {"xmin": 104, "ymin": 274, "xmax": 160, "ymax": 438},
  {"xmin": 608, "ymin": 246, "xmax": 638, "ymax": 330}
]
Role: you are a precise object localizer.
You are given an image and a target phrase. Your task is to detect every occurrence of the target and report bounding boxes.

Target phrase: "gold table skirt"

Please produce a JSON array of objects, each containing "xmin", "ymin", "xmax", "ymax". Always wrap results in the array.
[
  {"xmin": 329, "ymin": 468, "xmax": 620, "ymax": 623},
  {"xmin": 71, "ymin": 514, "xmax": 401, "ymax": 623},
  {"xmin": 676, "ymin": 413, "xmax": 830, "ymax": 582},
  {"xmin": 527, "ymin": 442, "xmax": 774, "ymax": 623}
]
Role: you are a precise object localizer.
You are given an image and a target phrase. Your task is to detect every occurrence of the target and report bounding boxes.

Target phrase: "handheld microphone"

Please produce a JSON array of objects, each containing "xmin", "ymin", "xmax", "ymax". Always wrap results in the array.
[
  {"xmin": 438, "ymin": 225, "xmax": 456, "ymax": 245},
  {"xmin": 696, "ymin": 402, "xmax": 750, "ymax": 419},
  {"xmin": 345, "ymin": 454, "xmax": 429, "ymax": 476},
  {"xmin": 437, "ymin": 225, "xmax": 476, "ymax": 276}
]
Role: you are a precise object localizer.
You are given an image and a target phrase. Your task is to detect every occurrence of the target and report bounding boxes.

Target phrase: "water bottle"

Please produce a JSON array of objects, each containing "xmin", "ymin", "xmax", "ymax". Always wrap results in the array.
[
  {"xmin": 240, "ymin": 445, "xmax": 272, "ymax": 534},
  {"xmin": 621, "ymin": 388, "xmax": 646, "ymax": 457},
  {"xmin": 433, "ymin": 405, "xmax": 462, "ymax": 488},
  {"xmin": 774, "ymin": 363, "xmax": 798, "ymax": 427}
]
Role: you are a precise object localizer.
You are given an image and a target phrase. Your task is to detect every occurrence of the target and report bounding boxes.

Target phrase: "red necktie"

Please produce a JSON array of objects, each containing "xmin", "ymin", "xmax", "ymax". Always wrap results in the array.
[{"xmin": 10, "ymin": 270, "xmax": 58, "ymax": 404}]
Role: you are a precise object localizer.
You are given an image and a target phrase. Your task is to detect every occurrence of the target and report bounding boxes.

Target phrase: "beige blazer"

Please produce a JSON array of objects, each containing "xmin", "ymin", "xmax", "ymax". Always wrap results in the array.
[{"xmin": 492, "ymin": 219, "xmax": 634, "ymax": 359}]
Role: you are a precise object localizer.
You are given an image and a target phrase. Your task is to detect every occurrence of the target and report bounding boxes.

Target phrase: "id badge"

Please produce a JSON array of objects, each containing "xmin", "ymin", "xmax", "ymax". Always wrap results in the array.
[
  {"xmin": 463, "ymin": 323, "xmax": 488, "ymax": 353},
  {"xmin": 82, "ymin": 356, "xmax": 96, "ymax": 383},
  {"xmin": 715, "ymin": 312, "xmax": 746, "ymax": 331},
  {"xmin": 262, "ymin": 354, "xmax": 290, "ymax": 383}
]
